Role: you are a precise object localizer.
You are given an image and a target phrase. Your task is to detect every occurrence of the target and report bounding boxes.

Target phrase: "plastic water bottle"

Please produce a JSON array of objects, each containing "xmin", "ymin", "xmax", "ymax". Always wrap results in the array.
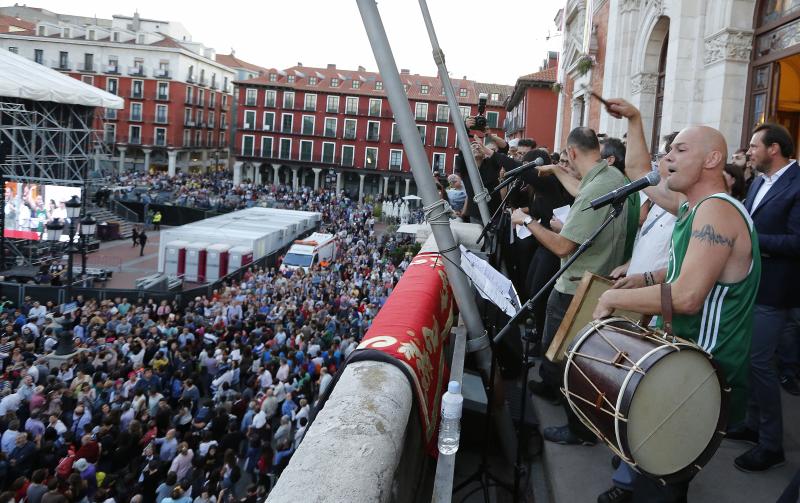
[{"xmin": 438, "ymin": 381, "xmax": 464, "ymax": 455}]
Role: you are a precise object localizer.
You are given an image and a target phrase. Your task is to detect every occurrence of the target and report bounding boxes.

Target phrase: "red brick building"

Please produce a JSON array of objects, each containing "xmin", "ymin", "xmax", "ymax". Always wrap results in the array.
[
  {"xmin": 505, "ymin": 53, "xmax": 559, "ymax": 149},
  {"xmin": 232, "ymin": 64, "xmax": 513, "ymax": 199}
]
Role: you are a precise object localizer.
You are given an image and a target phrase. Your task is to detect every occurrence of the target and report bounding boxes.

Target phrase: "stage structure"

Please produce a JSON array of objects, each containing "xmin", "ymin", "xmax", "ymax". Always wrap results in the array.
[{"xmin": 0, "ymin": 49, "xmax": 123, "ymax": 270}]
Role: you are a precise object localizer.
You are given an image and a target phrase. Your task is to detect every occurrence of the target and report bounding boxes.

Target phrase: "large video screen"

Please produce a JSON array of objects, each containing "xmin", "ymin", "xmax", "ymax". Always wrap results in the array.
[{"xmin": 3, "ymin": 181, "xmax": 82, "ymax": 241}]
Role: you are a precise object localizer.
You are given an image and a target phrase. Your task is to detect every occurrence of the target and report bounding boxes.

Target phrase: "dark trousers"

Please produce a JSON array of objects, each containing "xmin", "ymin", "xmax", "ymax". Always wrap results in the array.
[
  {"xmin": 525, "ymin": 247, "xmax": 561, "ymax": 340},
  {"xmin": 777, "ymin": 469, "xmax": 800, "ymax": 503},
  {"xmin": 631, "ymin": 474, "xmax": 691, "ymax": 503},
  {"xmin": 746, "ymin": 304, "xmax": 787, "ymax": 451},
  {"xmin": 778, "ymin": 307, "xmax": 800, "ymax": 379}
]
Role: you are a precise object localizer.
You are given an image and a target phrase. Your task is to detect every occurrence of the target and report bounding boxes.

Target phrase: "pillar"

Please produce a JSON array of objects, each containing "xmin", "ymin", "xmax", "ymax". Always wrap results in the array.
[
  {"xmin": 272, "ymin": 164, "xmax": 281, "ymax": 188},
  {"xmin": 118, "ymin": 146, "xmax": 127, "ymax": 173},
  {"xmin": 382, "ymin": 176, "xmax": 389, "ymax": 197},
  {"xmin": 358, "ymin": 174, "xmax": 365, "ymax": 202},
  {"xmin": 404, "ymin": 178, "xmax": 411, "ymax": 196},
  {"xmin": 167, "ymin": 150, "xmax": 177, "ymax": 177},
  {"xmin": 292, "ymin": 167, "xmax": 299, "ymax": 191},
  {"xmin": 201, "ymin": 150, "xmax": 209, "ymax": 172},
  {"xmin": 336, "ymin": 172, "xmax": 343, "ymax": 193},
  {"xmin": 233, "ymin": 161, "xmax": 243, "ymax": 185},
  {"xmin": 142, "ymin": 148, "xmax": 152, "ymax": 174},
  {"xmin": 395, "ymin": 178, "xmax": 400, "ymax": 195},
  {"xmin": 301, "ymin": 169, "xmax": 309, "ymax": 188},
  {"xmin": 254, "ymin": 165, "xmax": 262, "ymax": 186},
  {"xmin": 313, "ymin": 168, "xmax": 321, "ymax": 190}
]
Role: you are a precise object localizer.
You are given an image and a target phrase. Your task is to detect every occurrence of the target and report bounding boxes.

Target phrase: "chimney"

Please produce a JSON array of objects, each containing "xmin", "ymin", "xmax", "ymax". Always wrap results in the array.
[
  {"xmin": 400, "ymin": 69, "xmax": 410, "ymax": 75},
  {"xmin": 463, "ymin": 75, "xmax": 467, "ymax": 80},
  {"xmin": 297, "ymin": 62, "xmax": 303, "ymax": 67},
  {"xmin": 327, "ymin": 63, "xmax": 336, "ymax": 69},
  {"xmin": 358, "ymin": 65, "xmax": 366, "ymax": 72},
  {"xmin": 132, "ymin": 11, "xmax": 141, "ymax": 32}
]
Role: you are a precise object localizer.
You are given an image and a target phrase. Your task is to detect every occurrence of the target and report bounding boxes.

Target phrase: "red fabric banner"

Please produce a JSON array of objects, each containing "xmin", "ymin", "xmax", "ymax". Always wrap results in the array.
[{"xmin": 355, "ymin": 252, "xmax": 455, "ymax": 454}]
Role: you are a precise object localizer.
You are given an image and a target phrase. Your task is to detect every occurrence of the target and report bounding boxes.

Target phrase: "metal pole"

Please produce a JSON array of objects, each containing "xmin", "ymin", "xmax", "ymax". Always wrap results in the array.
[
  {"xmin": 0, "ymin": 171, "xmax": 5, "ymax": 270},
  {"xmin": 355, "ymin": 0, "xmax": 516, "ymax": 464},
  {"xmin": 416, "ymin": 0, "xmax": 491, "ymax": 226},
  {"xmin": 66, "ymin": 225, "xmax": 74, "ymax": 301}
]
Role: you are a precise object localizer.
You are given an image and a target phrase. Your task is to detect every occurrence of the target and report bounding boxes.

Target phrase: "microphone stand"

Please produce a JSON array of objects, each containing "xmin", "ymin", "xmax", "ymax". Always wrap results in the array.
[
  {"xmin": 491, "ymin": 199, "xmax": 626, "ymax": 503},
  {"xmin": 477, "ymin": 177, "xmax": 522, "ymax": 246}
]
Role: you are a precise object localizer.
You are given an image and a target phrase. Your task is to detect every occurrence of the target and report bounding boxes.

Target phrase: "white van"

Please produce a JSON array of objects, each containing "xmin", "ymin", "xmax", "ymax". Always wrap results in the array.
[{"xmin": 280, "ymin": 232, "xmax": 337, "ymax": 271}]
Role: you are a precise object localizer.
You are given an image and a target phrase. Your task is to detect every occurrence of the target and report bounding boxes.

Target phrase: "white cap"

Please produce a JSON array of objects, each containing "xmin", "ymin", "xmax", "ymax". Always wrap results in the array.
[{"xmin": 447, "ymin": 381, "xmax": 460, "ymax": 394}]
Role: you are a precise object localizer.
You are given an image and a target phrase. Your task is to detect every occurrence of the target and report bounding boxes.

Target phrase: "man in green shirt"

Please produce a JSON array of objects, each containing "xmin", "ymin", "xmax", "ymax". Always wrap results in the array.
[{"xmin": 511, "ymin": 126, "xmax": 629, "ymax": 445}]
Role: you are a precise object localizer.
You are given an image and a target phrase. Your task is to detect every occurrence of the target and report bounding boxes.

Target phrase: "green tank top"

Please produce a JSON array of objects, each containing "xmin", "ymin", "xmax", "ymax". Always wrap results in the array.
[{"xmin": 664, "ymin": 193, "xmax": 761, "ymax": 423}]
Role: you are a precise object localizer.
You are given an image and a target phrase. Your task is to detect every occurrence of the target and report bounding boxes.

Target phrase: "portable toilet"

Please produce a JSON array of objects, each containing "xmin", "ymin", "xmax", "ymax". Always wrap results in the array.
[
  {"xmin": 229, "ymin": 246, "xmax": 254, "ymax": 270},
  {"xmin": 206, "ymin": 243, "xmax": 232, "ymax": 282},
  {"xmin": 164, "ymin": 240, "xmax": 189, "ymax": 276},
  {"xmin": 185, "ymin": 242, "xmax": 210, "ymax": 282}
]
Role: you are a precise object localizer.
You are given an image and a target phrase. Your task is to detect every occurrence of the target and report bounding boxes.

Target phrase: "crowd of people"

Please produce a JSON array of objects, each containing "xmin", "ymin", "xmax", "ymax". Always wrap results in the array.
[
  {"xmin": 449, "ymin": 99, "xmax": 798, "ymax": 502},
  {"xmin": 0, "ymin": 187, "xmax": 419, "ymax": 502}
]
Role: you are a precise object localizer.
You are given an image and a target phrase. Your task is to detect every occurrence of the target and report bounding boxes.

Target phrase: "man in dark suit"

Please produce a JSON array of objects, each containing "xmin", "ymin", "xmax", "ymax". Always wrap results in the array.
[{"xmin": 730, "ymin": 123, "xmax": 800, "ymax": 472}]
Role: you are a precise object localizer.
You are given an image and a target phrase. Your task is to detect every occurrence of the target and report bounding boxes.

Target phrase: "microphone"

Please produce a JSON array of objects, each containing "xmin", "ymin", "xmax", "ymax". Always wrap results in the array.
[
  {"xmin": 589, "ymin": 171, "xmax": 660, "ymax": 210},
  {"xmin": 492, "ymin": 157, "xmax": 545, "ymax": 194}
]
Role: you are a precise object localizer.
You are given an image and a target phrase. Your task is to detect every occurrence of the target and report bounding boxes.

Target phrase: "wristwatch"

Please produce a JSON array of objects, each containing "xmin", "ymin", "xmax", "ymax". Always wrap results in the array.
[{"xmin": 523, "ymin": 216, "xmax": 533, "ymax": 226}]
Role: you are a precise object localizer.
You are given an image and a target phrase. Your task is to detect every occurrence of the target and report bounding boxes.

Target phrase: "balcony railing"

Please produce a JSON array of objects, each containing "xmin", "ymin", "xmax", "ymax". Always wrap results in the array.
[
  {"xmin": 184, "ymin": 119, "xmax": 196, "ymax": 127},
  {"xmin": 127, "ymin": 66, "xmax": 146, "ymax": 77},
  {"xmin": 199, "ymin": 77, "xmax": 208, "ymax": 86},
  {"xmin": 104, "ymin": 64, "xmax": 119, "ymax": 74},
  {"xmin": 130, "ymin": 91, "xmax": 144, "ymax": 100},
  {"xmin": 51, "ymin": 59, "xmax": 71, "ymax": 71},
  {"xmin": 221, "ymin": 123, "xmax": 228, "ymax": 130},
  {"xmin": 155, "ymin": 115, "xmax": 168, "ymax": 124},
  {"xmin": 128, "ymin": 113, "xmax": 143, "ymax": 122},
  {"xmin": 77, "ymin": 62, "xmax": 95, "ymax": 72},
  {"xmin": 154, "ymin": 68, "xmax": 170, "ymax": 78}
]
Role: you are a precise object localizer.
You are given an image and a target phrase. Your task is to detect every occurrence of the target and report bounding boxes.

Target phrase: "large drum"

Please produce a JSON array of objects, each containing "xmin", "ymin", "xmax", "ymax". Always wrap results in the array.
[{"xmin": 563, "ymin": 317, "xmax": 729, "ymax": 483}]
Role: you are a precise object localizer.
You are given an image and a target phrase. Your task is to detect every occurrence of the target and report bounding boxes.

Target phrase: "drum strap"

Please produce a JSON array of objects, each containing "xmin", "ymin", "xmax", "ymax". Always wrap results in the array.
[{"xmin": 660, "ymin": 282, "xmax": 673, "ymax": 336}]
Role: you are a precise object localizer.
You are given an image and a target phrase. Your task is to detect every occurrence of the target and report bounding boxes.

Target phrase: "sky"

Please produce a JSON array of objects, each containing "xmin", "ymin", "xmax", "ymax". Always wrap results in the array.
[{"xmin": 22, "ymin": 0, "xmax": 565, "ymax": 85}]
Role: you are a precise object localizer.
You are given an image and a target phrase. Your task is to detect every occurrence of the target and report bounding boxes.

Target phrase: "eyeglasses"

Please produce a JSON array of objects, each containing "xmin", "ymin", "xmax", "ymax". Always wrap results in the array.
[{"xmin": 653, "ymin": 152, "xmax": 667, "ymax": 161}]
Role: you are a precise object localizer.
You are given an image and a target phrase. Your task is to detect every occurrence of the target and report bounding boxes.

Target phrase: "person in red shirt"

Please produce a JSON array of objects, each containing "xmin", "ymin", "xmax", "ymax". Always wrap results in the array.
[{"xmin": 75, "ymin": 434, "xmax": 100, "ymax": 464}]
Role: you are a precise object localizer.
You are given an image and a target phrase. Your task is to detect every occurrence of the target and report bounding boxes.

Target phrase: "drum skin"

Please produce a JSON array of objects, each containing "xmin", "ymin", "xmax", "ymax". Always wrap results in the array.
[{"xmin": 564, "ymin": 318, "xmax": 729, "ymax": 483}]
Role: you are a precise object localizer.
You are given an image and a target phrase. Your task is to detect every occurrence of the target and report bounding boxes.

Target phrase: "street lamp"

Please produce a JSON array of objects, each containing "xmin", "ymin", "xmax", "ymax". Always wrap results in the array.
[{"xmin": 79, "ymin": 213, "xmax": 97, "ymax": 280}]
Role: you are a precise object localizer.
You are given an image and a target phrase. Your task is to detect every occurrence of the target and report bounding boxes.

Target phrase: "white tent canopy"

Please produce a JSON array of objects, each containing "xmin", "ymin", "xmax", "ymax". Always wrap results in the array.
[{"xmin": 0, "ymin": 49, "xmax": 124, "ymax": 109}]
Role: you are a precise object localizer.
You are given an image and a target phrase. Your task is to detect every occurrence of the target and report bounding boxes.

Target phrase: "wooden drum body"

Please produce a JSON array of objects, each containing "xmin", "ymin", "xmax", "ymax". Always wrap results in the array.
[{"xmin": 563, "ymin": 318, "xmax": 729, "ymax": 483}]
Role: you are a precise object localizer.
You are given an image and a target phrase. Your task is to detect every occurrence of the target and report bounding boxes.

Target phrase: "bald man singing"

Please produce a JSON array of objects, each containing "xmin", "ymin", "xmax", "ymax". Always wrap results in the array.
[{"xmin": 591, "ymin": 99, "xmax": 760, "ymax": 502}]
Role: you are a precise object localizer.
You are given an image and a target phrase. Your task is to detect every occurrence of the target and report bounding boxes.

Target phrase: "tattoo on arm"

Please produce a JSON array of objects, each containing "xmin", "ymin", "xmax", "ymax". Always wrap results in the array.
[{"xmin": 691, "ymin": 224, "xmax": 735, "ymax": 248}]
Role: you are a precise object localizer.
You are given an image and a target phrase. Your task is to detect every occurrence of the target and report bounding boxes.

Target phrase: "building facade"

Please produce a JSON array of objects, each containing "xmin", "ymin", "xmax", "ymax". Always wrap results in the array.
[
  {"xmin": 0, "ymin": 6, "xmax": 236, "ymax": 175},
  {"xmin": 232, "ymin": 64, "xmax": 513, "ymax": 199},
  {"xmin": 505, "ymin": 52, "xmax": 560, "ymax": 147},
  {"xmin": 555, "ymin": 0, "xmax": 800, "ymax": 158}
]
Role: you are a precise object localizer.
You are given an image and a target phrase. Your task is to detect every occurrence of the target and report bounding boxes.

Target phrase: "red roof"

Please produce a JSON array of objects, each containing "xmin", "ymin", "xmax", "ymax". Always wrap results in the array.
[
  {"xmin": 518, "ymin": 66, "xmax": 557, "ymax": 83},
  {"xmin": 149, "ymin": 35, "xmax": 183, "ymax": 48},
  {"xmin": 216, "ymin": 53, "xmax": 267, "ymax": 74},
  {"xmin": 0, "ymin": 15, "xmax": 34, "ymax": 33},
  {"xmin": 237, "ymin": 64, "xmax": 489, "ymax": 103}
]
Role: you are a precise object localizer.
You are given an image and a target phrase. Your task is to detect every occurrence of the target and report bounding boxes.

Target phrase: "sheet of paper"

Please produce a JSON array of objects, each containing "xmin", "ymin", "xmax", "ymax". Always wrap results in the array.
[
  {"xmin": 516, "ymin": 224, "xmax": 532, "ymax": 239},
  {"xmin": 553, "ymin": 205, "xmax": 571, "ymax": 224},
  {"xmin": 459, "ymin": 245, "xmax": 521, "ymax": 317}
]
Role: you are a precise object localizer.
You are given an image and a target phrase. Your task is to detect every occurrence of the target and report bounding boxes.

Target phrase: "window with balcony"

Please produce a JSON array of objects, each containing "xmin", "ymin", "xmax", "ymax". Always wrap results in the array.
[
  {"xmin": 245, "ymin": 88, "xmax": 257, "ymax": 106},
  {"xmin": 265, "ymin": 90, "xmax": 276, "ymax": 108},
  {"xmin": 207, "ymin": 131, "xmax": 213, "ymax": 146},
  {"xmin": 432, "ymin": 153, "xmax": 446, "ymax": 173},
  {"xmin": 366, "ymin": 121, "xmax": 380, "ymax": 142},
  {"xmin": 280, "ymin": 138, "xmax": 292, "ymax": 159},
  {"xmin": 263, "ymin": 112, "xmax": 275, "ymax": 131},
  {"xmin": 486, "ymin": 111, "xmax": 499, "ymax": 129},
  {"xmin": 345, "ymin": 96, "xmax": 359, "ymax": 114},
  {"xmin": 302, "ymin": 115, "xmax": 315, "ymax": 135},
  {"xmin": 368, "ymin": 99, "xmax": 382, "ymax": 116},
  {"xmin": 261, "ymin": 136, "xmax": 273, "ymax": 157},
  {"xmin": 281, "ymin": 113, "xmax": 293, "ymax": 133},
  {"xmin": 365, "ymin": 147, "xmax": 378, "ymax": 169},
  {"xmin": 304, "ymin": 93, "xmax": 317, "ymax": 111},
  {"xmin": 197, "ymin": 110, "xmax": 204, "ymax": 126},
  {"xmin": 375, "ymin": 81, "xmax": 383, "ymax": 90},
  {"xmin": 130, "ymin": 102, "xmax": 142, "ymax": 122},
  {"xmin": 104, "ymin": 108, "xmax": 117, "ymax": 120},
  {"xmin": 283, "ymin": 91, "xmax": 295, "ymax": 109},
  {"xmin": 155, "ymin": 104, "xmax": 168, "ymax": 124},
  {"xmin": 420, "ymin": 84, "xmax": 430, "ymax": 95},
  {"xmin": 195, "ymin": 130, "xmax": 202, "ymax": 146},
  {"xmin": 197, "ymin": 89, "xmax": 205, "ymax": 107},
  {"xmin": 222, "ymin": 95, "xmax": 228, "ymax": 108},
  {"xmin": 242, "ymin": 135, "xmax": 255, "ymax": 156},
  {"xmin": 436, "ymin": 104, "xmax": 449, "ymax": 122},
  {"xmin": 183, "ymin": 130, "xmax": 191, "ymax": 147},
  {"xmin": 185, "ymin": 86, "xmax": 194, "ymax": 104},
  {"xmin": 434, "ymin": 126, "xmax": 448, "ymax": 147},
  {"xmin": 208, "ymin": 111, "xmax": 215, "ymax": 128},
  {"xmin": 107, "ymin": 57, "xmax": 118, "ymax": 73},
  {"xmin": 390, "ymin": 123, "xmax": 400, "ymax": 143},
  {"xmin": 129, "ymin": 125, "xmax": 141, "ymax": 145},
  {"xmin": 106, "ymin": 78, "xmax": 118, "ymax": 95},
  {"xmin": 300, "ymin": 140, "xmax": 313, "ymax": 161},
  {"xmin": 58, "ymin": 51, "xmax": 68, "ymax": 69},
  {"xmin": 209, "ymin": 92, "xmax": 216, "ymax": 107},
  {"xmin": 184, "ymin": 108, "xmax": 192, "ymax": 125},
  {"xmin": 459, "ymin": 106, "xmax": 470, "ymax": 119},
  {"xmin": 343, "ymin": 119, "xmax": 357, "ymax": 140},
  {"xmin": 34, "ymin": 49, "xmax": 43, "ymax": 64},
  {"xmin": 82, "ymin": 53, "xmax": 93, "ymax": 72},
  {"xmin": 417, "ymin": 125, "xmax": 426, "ymax": 145},
  {"xmin": 415, "ymin": 102, "xmax": 428, "ymax": 121},
  {"xmin": 389, "ymin": 149, "xmax": 402, "ymax": 170},
  {"xmin": 221, "ymin": 113, "xmax": 227, "ymax": 129},
  {"xmin": 341, "ymin": 145, "xmax": 354, "ymax": 166},
  {"xmin": 326, "ymin": 95, "xmax": 339, "ymax": 113},
  {"xmin": 155, "ymin": 127, "xmax": 167, "ymax": 147},
  {"xmin": 131, "ymin": 80, "xmax": 143, "ymax": 99},
  {"xmin": 324, "ymin": 117, "xmax": 337, "ymax": 137},
  {"xmin": 103, "ymin": 124, "xmax": 115, "ymax": 144},
  {"xmin": 322, "ymin": 142, "xmax": 335, "ymax": 163},
  {"xmin": 243, "ymin": 110, "xmax": 256, "ymax": 130},
  {"xmin": 157, "ymin": 81, "xmax": 169, "ymax": 100},
  {"xmin": 156, "ymin": 61, "xmax": 169, "ymax": 78}
]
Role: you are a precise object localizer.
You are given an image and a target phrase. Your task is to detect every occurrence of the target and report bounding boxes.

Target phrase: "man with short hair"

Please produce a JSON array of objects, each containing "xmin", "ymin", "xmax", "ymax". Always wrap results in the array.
[
  {"xmin": 725, "ymin": 122, "xmax": 800, "ymax": 473},
  {"xmin": 511, "ymin": 126, "xmax": 629, "ymax": 445}
]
